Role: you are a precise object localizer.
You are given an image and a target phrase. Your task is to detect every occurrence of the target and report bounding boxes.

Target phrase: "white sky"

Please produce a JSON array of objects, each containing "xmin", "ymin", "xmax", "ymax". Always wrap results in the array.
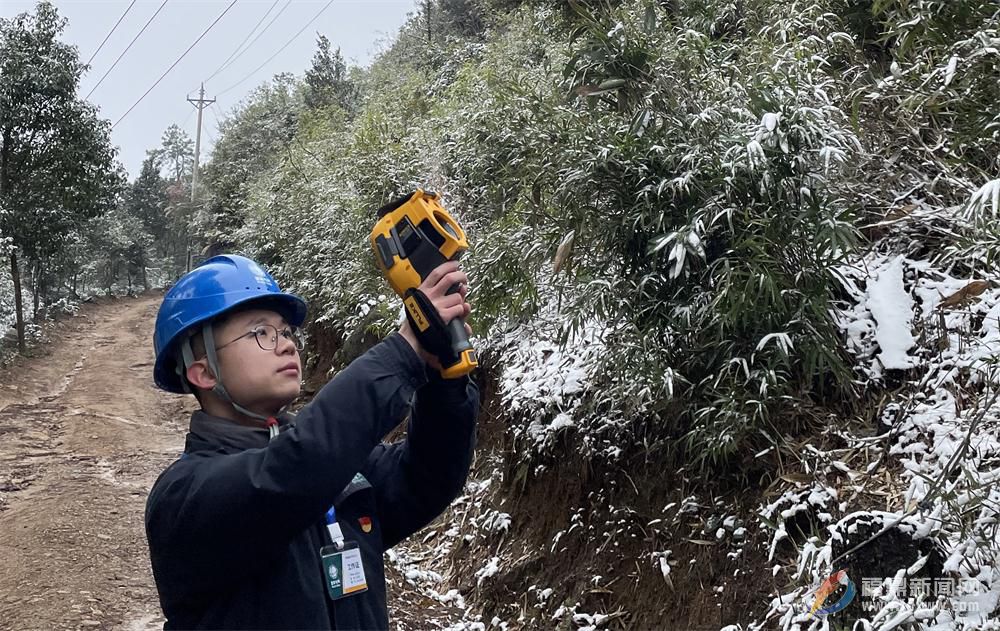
[{"xmin": 1, "ymin": 0, "xmax": 417, "ymax": 179}]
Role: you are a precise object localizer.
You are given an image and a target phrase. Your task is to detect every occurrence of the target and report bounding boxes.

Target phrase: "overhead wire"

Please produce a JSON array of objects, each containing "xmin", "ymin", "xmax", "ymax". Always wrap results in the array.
[
  {"xmin": 206, "ymin": 104, "xmax": 222, "ymax": 135},
  {"xmin": 210, "ymin": 103, "xmax": 227, "ymax": 130},
  {"xmin": 181, "ymin": 105, "xmax": 196, "ymax": 127},
  {"xmin": 113, "ymin": 0, "xmax": 238, "ymax": 129},
  {"xmin": 85, "ymin": 0, "xmax": 137, "ymax": 66},
  {"xmin": 216, "ymin": 0, "xmax": 334, "ymax": 97},
  {"xmin": 207, "ymin": 0, "xmax": 293, "ymax": 90},
  {"xmin": 86, "ymin": 0, "xmax": 170, "ymax": 100},
  {"xmin": 202, "ymin": 0, "xmax": 284, "ymax": 86},
  {"xmin": 200, "ymin": 108, "xmax": 218, "ymax": 155},
  {"xmin": 176, "ymin": 107, "xmax": 196, "ymax": 149}
]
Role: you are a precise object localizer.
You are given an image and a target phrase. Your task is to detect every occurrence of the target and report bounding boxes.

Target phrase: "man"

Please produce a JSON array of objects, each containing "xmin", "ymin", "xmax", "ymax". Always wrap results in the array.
[{"xmin": 145, "ymin": 253, "xmax": 479, "ymax": 629}]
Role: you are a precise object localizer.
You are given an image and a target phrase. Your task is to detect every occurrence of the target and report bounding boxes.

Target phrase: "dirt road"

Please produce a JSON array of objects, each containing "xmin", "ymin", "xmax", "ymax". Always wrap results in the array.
[
  {"xmin": 0, "ymin": 295, "xmax": 469, "ymax": 631},
  {"xmin": 0, "ymin": 295, "xmax": 189, "ymax": 631}
]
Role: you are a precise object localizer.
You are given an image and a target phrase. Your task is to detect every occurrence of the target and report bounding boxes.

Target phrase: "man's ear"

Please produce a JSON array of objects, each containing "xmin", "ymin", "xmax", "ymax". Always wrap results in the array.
[{"xmin": 186, "ymin": 359, "xmax": 217, "ymax": 391}]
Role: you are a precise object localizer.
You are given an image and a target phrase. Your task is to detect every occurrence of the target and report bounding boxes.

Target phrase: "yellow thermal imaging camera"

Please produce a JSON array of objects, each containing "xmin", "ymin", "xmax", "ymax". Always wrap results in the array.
[{"xmin": 371, "ymin": 189, "xmax": 478, "ymax": 379}]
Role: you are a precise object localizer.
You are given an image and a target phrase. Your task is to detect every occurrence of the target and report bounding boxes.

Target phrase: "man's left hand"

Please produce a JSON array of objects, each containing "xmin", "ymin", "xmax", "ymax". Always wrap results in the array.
[{"xmin": 398, "ymin": 261, "xmax": 473, "ymax": 370}]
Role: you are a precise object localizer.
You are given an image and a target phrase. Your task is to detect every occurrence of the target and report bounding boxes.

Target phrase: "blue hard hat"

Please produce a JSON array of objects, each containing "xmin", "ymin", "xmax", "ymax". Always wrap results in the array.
[{"xmin": 153, "ymin": 254, "xmax": 308, "ymax": 393}]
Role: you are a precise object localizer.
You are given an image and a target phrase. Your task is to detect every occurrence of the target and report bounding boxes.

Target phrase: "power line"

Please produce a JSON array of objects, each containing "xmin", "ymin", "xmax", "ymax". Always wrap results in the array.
[
  {"xmin": 206, "ymin": 0, "xmax": 293, "ymax": 89},
  {"xmin": 216, "ymin": 0, "xmax": 334, "ymax": 97},
  {"xmin": 85, "ymin": 0, "xmax": 137, "ymax": 66},
  {"xmin": 113, "ymin": 0, "xmax": 238, "ymax": 129},
  {"xmin": 86, "ymin": 0, "xmax": 170, "ymax": 101},
  {"xmin": 204, "ymin": 0, "xmax": 283, "ymax": 84},
  {"xmin": 209, "ymin": 103, "xmax": 226, "ymax": 129},
  {"xmin": 181, "ymin": 106, "xmax": 196, "ymax": 128},
  {"xmin": 204, "ymin": 105, "xmax": 225, "ymax": 150},
  {"xmin": 206, "ymin": 107, "xmax": 219, "ymax": 130},
  {"xmin": 202, "ymin": 0, "xmax": 284, "ymax": 86}
]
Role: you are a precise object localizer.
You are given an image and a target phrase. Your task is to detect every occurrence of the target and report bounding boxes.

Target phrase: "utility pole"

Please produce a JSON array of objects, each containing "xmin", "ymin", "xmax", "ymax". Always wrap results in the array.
[
  {"xmin": 186, "ymin": 83, "xmax": 215, "ymax": 272},
  {"xmin": 187, "ymin": 83, "xmax": 215, "ymax": 204}
]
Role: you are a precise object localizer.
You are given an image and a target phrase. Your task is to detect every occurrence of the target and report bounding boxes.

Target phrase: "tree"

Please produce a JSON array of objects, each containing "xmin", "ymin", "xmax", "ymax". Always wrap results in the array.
[
  {"xmin": 89, "ymin": 204, "xmax": 152, "ymax": 295},
  {"xmin": 143, "ymin": 125, "xmax": 198, "ymax": 271},
  {"xmin": 198, "ymin": 75, "xmax": 303, "ymax": 251},
  {"xmin": 127, "ymin": 155, "xmax": 171, "ymax": 256},
  {"xmin": 121, "ymin": 155, "xmax": 179, "ymax": 285},
  {"xmin": 438, "ymin": 0, "xmax": 487, "ymax": 36},
  {"xmin": 155, "ymin": 124, "xmax": 194, "ymax": 184},
  {"xmin": 0, "ymin": 2, "xmax": 121, "ymax": 352},
  {"xmin": 303, "ymin": 35, "xmax": 356, "ymax": 113},
  {"xmin": 0, "ymin": 202, "xmax": 13, "ymax": 334}
]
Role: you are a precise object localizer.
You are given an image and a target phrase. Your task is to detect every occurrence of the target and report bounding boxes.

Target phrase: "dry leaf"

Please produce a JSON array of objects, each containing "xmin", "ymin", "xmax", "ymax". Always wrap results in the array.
[
  {"xmin": 779, "ymin": 473, "xmax": 814, "ymax": 485},
  {"xmin": 553, "ymin": 230, "xmax": 575, "ymax": 275},
  {"xmin": 938, "ymin": 280, "xmax": 989, "ymax": 309},
  {"xmin": 884, "ymin": 203, "xmax": 918, "ymax": 222}
]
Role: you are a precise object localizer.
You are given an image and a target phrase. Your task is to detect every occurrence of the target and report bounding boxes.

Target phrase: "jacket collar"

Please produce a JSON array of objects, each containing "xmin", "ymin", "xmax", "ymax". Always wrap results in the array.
[{"xmin": 185, "ymin": 410, "xmax": 293, "ymax": 454}]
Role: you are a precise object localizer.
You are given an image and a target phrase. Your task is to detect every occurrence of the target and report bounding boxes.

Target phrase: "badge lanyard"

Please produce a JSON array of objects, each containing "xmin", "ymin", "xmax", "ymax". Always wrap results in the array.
[
  {"xmin": 325, "ymin": 506, "xmax": 345, "ymax": 547},
  {"xmin": 321, "ymin": 506, "xmax": 368, "ymax": 600},
  {"xmin": 268, "ymin": 424, "xmax": 368, "ymax": 601}
]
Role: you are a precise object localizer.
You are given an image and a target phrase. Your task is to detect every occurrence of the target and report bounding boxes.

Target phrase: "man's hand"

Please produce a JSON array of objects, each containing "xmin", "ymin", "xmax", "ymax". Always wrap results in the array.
[{"xmin": 399, "ymin": 261, "xmax": 473, "ymax": 370}]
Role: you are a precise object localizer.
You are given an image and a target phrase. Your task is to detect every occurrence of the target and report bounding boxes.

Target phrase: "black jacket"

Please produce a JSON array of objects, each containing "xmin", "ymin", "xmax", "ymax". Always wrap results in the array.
[{"xmin": 145, "ymin": 333, "xmax": 479, "ymax": 630}]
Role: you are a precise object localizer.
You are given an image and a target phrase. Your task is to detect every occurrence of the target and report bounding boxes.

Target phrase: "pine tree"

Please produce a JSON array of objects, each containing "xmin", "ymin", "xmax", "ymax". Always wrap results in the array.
[
  {"xmin": 154, "ymin": 124, "xmax": 195, "ymax": 185},
  {"xmin": 127, "ymin": 156, "xmax": 171, "ymax": 256},
  {"xmin": 303, "ymin": 35, "xmax": 356, "ymax": 113}
]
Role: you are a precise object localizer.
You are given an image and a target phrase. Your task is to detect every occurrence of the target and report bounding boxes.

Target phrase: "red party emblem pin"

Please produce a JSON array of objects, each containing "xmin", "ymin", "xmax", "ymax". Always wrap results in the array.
[{"xmin": 358, "ymin": 516, "xmax": 372, "ymax": 533}]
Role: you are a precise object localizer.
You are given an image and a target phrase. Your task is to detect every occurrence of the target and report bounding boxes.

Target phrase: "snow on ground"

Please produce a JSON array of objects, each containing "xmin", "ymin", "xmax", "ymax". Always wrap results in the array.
[
  {"xmin": 497, "ymin": 318, "xmax": 605, "ymax": 452},
  {"xmin": 866, "ymin": 256, "xmax": 918, "ymax": 371},
  {"xmin": 735, "ymin": 251, "xmax": 1000, "ymax": 629},
  {"xmin": 385, "ymin": 469, "xmax": 518, "ymax": 630}
]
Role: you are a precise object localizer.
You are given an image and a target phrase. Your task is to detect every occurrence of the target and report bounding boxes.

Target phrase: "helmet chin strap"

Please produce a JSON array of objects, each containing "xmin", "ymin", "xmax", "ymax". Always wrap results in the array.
[{"xmin": 180, "ymin": 323, "xmax": 289, "ymax": 440}]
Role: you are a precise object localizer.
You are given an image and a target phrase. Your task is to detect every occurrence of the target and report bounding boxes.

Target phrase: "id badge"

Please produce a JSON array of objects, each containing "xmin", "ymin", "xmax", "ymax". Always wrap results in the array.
[{"xmin": 321, "ymin": 542, "xmax": 368, "ymax": 600}]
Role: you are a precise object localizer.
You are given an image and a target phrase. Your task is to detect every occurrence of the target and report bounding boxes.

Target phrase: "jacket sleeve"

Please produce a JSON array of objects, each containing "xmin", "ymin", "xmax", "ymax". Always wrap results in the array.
[
  {"xmin": 145, "ymin": 333, "xmax": 428, "ymax": 593},
  {"xmin": 362, "ymin": 366, "xmax": 480, "ymax": 549}
]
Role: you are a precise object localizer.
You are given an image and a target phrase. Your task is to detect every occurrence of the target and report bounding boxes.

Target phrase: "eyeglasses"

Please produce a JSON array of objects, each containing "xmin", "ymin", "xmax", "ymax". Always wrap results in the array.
[{"xmin": 216, "ymin": 323, "xmax": 305, "ymax": 353}]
